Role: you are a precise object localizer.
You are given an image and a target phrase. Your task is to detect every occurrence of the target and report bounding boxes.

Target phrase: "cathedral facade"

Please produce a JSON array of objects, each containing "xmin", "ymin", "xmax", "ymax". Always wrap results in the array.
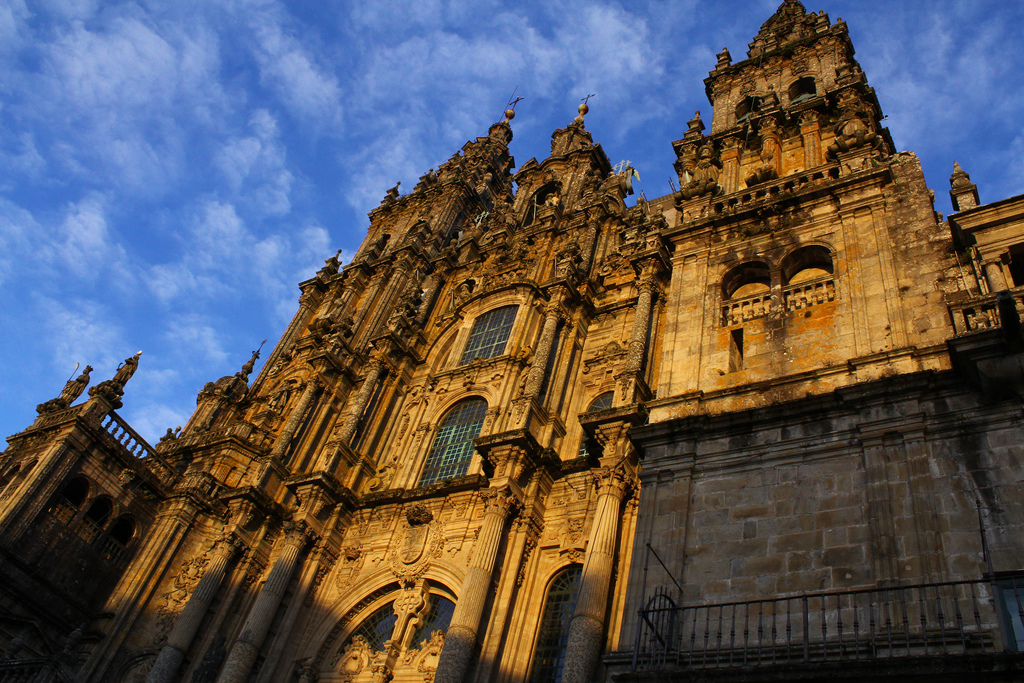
[{"xmin": 2, "ymin": 2, "xmax": 1023, "ymax": 682}]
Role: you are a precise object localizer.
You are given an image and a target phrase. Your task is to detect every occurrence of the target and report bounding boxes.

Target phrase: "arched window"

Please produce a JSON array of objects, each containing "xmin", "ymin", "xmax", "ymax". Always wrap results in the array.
[
  {"xmin": 411, "ymin": 593, "xmax": 457, "ymax": 648},
  {"xmin": 529, "ymin": 565, "xmax": 582, "ymax": 683},
  {"xmin": 62, "ymin": 477, "xmax": 90, "ymax": 508},
  {"xmin": 781, "ymin": 246, "xmax": 835, "ymax": 312},
  {"xmin": 721, "ymin": 261, "xmax": 772, "ymax": 327},
  {"xmin": 735, "ymin": 96, "xmax": 760, "ymax": 124},
  {"xmin": 350, "ymin": 601, "xmax": 398, "ymax": 652},
  {"xmin": 109, "ymin": 515, "xmax": 135, "ymax": 547},
  {"xmin": 788, "ymin": 77, "xmax": 817, "ymax": 104},
  {"xmin": 79, "ymin": 496, "xmax": 113, "ymax": 543},
  {"xmin": 781, "ymin": 245, "xmax": 833, "ymax": 285},
  {"xmin": 419, "ymin": 399, "xmax": 489, "ymax": 487},
  {"xmin": 579, "ymin": 392, "xmax": 614, "ymax": 458},
  {"xmin": 459, "ymin": 305, "xmax": 518, "ymax": 364}
]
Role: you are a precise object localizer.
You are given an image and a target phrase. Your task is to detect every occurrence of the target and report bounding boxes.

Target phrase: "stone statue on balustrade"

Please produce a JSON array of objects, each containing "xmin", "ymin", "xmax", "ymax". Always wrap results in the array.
[{"xmin": 36, "ymin": 364, "xmax": 94, "ymax": 414}]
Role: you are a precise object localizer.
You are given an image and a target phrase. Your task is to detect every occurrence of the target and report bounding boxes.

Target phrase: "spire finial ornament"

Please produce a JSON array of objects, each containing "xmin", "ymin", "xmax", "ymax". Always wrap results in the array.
[
  {"xmin": 502, "ymin": 88, "xmax": 524, "ymax": 124},
  {"xmin": 575, "ymin": 94, "xmax": 595, "ymax": 125}
]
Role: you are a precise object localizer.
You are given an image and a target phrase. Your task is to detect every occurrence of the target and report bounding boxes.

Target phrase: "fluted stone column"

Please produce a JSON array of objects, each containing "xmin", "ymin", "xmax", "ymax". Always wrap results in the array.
[
  {"xmin": 270, "ymin": 380, "xmax": 321, "ymax": 460},
  {"xmin": 624, "ymin": 277, "xmax": 656, "ymax": 374},
  {"xmin": 215, "ymin": 525, "xmax": 310, "ymax": 683},
  {"xmin": 523, "ymin": 304, "xmax": 563, "ymax": 397},
  {"xmin": 433, "ymin": 488, "xmax": 518, "ymax": 683},
  {"xmin": 147, "ymin": 538, "xmax": 238, "ymax": 683},
  {"xmin": 561, "ymin": 470, "xmax": 632, "ymax": 683}
]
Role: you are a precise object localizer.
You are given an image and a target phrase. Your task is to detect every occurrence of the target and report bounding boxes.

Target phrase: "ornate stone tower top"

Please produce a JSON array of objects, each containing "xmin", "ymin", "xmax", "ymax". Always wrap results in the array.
[{"xmin": 747, "ymin": 0, "xmax": 820, "ymax": 58}]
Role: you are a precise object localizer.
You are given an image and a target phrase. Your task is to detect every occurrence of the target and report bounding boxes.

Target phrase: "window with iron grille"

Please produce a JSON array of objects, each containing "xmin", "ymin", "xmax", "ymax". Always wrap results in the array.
[
  {"xmin": 419, "ymin": 398, "xmax": 488, "ymax": 487},
  {"xmin": 529, "ymin": 564, "xmax": 582, "ymax": 683},
  {"xmin": 459, "ymin": 305, "xmax": 518, "ymax": 365}
]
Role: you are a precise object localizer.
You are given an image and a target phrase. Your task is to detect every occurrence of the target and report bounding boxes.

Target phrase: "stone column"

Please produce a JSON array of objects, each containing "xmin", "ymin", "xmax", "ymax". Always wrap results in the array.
[
  {"xmin": 414, "ymin": 274, "xmax": 443, "ymax": 327},
  {"xmin": 984, "ymin": 260, "xmax": 1008, "ymax": 293},
  {"xmin": 216, "ymin": 524, "xmax": 311, "ymax": 683},
  {"xmin": 624, "ymin": 277, "xmax": 656, "ymax": 374},
  {"xmin": 433, "ymin": 487, "xmax": 518, "ymax": 683},
  {"xmin": 147, "ymin": 538, "xmax": 239, "ymax": 683},
  {"xmin": 270, "ymin": 380, "xmax": 321, "ymax": 460},
  {"xmin": 334, "ymin": 361, "xmax": 385, "ymax": 445},
  {"xmin": 561, "ymin": 469, "xmax": 632, "ymax": 683},
  {"xmin": 523, "ymin": 304, "xmax": 563, "ymax": 397}
]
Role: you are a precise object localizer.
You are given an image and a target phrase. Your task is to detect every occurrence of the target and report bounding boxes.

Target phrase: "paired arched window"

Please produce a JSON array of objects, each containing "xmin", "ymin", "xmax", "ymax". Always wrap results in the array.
[
  {"xmin": 529, "ymin": 565, "xmax": 582, "ymax": 683},
  {"xmin": 460, "ymin": 305, "xmax": 518, "ymax": 365},
  {"xmin": 419, "ymin": 398, "xmax": 489, "ymax": 487}
]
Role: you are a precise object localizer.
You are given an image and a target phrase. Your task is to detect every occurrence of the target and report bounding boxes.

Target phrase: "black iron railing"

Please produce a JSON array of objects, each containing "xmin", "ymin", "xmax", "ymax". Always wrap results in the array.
[{"xmin": 632, "ymin": 577, "xmax": 1024, "ymax": 672}]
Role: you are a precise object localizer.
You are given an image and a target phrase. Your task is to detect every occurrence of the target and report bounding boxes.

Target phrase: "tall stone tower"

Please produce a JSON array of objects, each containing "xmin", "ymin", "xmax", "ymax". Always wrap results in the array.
[{"xmin": 612, "ymin": 2, "xmax": 1024, "ymax": 680}]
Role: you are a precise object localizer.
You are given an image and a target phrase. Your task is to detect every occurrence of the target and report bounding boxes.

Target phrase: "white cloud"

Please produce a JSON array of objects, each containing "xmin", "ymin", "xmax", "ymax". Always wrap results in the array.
[
  {"xmin": 37, "ymin": 295, "xmax": 124, "ymax": 373},
  {"xmin": 164, "ymin": 314, "xmax": 229, "ymax": 365},
  {"xmin": 215, "ymin": 109, "xmax": 294, "ymax": 216}
]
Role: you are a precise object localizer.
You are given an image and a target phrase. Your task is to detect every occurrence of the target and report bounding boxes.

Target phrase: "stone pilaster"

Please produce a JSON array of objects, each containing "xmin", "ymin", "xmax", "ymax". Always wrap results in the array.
[
  {"xmin": 270, "ymin": 380, "xmax": 322, "ymax": 460},
  {"xmin": 799, "ymin": 110, "xmax": 822, "ymax": 170},
  {"xmin": 147, "ymin": 536, "xmax": 240, "ymax": 683},
  {"xmin": 560, "ymin": 467, "xmax": 633, "ymax": 683},
  {"xmin": 215, "ymin": 524, "xmax": 311, "ymax": 683},
  {"xmin": 433, "ymin": 487, "xmax": 519, "ymax": 683}
]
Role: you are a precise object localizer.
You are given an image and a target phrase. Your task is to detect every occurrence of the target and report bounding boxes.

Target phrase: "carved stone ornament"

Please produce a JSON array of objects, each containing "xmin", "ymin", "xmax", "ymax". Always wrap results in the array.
[
  {"xmin": 388, "ymin": 515, "xmax": 443, "ymax": 581},
  {"xmin": 405, "ymin": 503, "xmax": 434, "ymax": 526}
]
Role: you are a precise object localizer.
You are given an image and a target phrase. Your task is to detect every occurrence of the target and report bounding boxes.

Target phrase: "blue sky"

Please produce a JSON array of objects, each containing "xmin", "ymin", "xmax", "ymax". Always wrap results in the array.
[{"xmin": 2, "ymin": 0, "xmax": 1023, "ymax": 446}]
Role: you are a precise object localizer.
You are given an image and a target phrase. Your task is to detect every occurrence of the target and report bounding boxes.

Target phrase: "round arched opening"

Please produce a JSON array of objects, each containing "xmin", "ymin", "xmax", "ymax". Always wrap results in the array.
[
  {"xmin": 781, "ymin": 245, "xmax": 833, "ymax": 285},
  {"xmin": 722, "ymin": 261, "xmax": 771, "ymax": 300}
]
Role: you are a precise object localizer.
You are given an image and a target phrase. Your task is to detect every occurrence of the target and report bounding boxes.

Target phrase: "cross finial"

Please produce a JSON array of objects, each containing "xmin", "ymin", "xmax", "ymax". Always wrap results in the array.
[
  {"xmin": 581, "ymin": 94, "xmax": 595, "ymax": 106},
  {"xmin": 503, "ymin": 87, "xmax": 524, "ymax": 123}
]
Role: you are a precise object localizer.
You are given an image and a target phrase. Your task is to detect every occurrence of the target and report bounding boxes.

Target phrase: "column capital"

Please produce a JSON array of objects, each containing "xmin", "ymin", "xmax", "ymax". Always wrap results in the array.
[
  {"xmin": 592, "ymin": 463, "xmax": 636, "ymax": 499},
  {"xmin": 479, "ymin": 486, "xmax": 521, "ymax": 519},
  {"xmin": 280, "ymin": 520, "xmax": 316, "ymax": 548}
]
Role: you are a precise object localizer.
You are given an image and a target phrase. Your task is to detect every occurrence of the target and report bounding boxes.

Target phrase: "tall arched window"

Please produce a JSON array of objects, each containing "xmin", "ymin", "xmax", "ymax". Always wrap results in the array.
[
  {"xmin": 459, "ymin": 305, "xmax": 518, "ymax": 364},
  {"xmin": 529, "ymin": 565, "xmax": 582, "ymax": 683},
  {"xmin": 419, "ymin": 398, "xmax": 488, "ymax": 487}
]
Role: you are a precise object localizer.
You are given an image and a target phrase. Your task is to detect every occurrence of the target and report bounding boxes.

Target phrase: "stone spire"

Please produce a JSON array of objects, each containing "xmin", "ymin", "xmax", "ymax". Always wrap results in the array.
[{"xmin": 949, "ymin": 161, "xmax": 980, "ymax": 212}]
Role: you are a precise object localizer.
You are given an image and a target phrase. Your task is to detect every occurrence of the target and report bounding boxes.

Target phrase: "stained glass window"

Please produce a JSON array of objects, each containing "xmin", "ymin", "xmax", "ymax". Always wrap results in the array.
[
  {"xmin": 350, "ymin": 601, "xmax": 398, "ymax": 652},
  {"xmin": 419, "ymin": 399, "xmax": 488, "ymax": 486},
  {"xmin": 459, "ymin": 305, "xmax": 518, "ymax": 365},
  {"xmin": 529, "ymin": 565, "xmax": 582, "ymax": 683}
]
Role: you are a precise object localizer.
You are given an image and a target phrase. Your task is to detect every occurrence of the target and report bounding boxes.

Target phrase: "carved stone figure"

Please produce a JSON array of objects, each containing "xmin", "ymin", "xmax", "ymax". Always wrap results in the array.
[
  {"xmin": 680, "ymin": 144, "xmax": 722, "ymax": 199},
  {"xmin": 60, "ymin": 365, "xmax": 93, "ymax": 404}
]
